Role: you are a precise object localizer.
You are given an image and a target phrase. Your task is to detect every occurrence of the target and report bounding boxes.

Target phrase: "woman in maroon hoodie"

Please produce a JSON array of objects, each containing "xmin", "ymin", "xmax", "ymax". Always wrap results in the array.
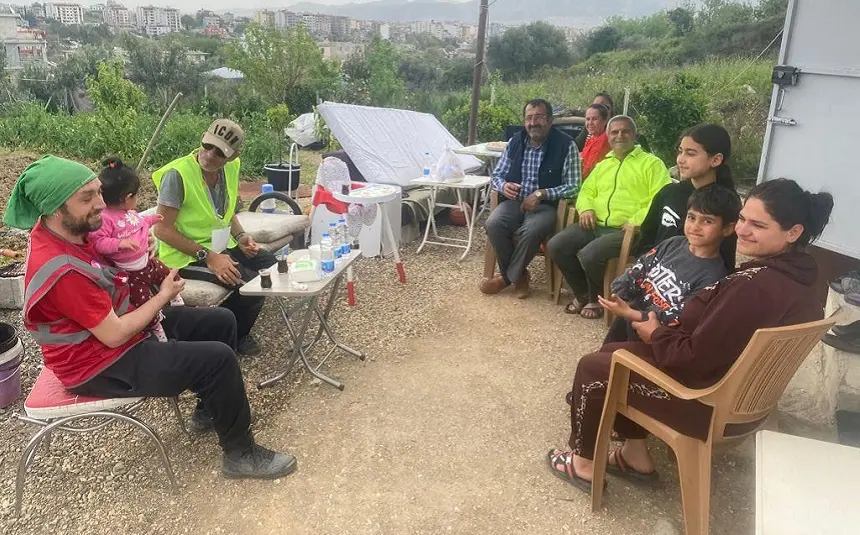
[{"xmin": 548, "ymin": 178, "xmax": 834, "ymax": 490}]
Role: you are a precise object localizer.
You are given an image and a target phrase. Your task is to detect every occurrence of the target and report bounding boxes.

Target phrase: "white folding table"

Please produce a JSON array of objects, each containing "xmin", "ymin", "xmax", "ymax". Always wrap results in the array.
[
  {"xmin": 239, "ymin": 251, "xmax": 364, "ymax": 391},
  {"xmin": 756, "ymin": 429, "xmax": 860, "ymax": 534},
  {"xmin": 453, "ymin": 144, "xmax": 504, "ymax": 218},
  {"xmin": 410, "ymin": 175, "xmax": 491, "ymax": 261}
]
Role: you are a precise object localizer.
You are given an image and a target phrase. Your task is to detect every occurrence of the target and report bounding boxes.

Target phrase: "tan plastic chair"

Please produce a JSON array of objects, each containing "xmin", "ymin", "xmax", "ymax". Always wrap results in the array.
[
  {"xmin": 590, "ymin": 315, "xmax": 836, "ymax": 535},
  {"xmin": 482, "ymin": 190, "xmax": 572, "ymax": 299}
]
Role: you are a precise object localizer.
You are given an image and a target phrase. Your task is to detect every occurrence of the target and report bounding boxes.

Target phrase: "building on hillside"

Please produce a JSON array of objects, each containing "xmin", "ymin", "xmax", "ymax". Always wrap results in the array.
[
  {"xmin": 274, "ymin": 9, "xmax": 299, "ymax": 29},
  {"xmin": 378, "ymin": 22, "xmax": 390, "ymax": 40},
  {"xmin": 203, "ymin": 23, "xmax": 226, "ymax": 38},
  {"xmin": 253, "ymin": 9, "xmax": 274, "ymax": 28},
  {"xmin": 185, "ymin": 50, "xmax": 208, "ymax": 64},
  {"xmin": 302, "ymin": 12, "xmax": 330, "ymax": 37},
  {"xmin": 26, "ymin": 3, "xmax": 45, "ymax": 19},
  {"xmin": 135, "ymin": 5, "xmax": 179, "ymax": 36},
  {"xmin": 201, "ymin": 15, "xmax": 219, "ymax": 27},
  {"xmin": 44, "ymin": 2, "xmax": 84, "ymax": 25},
  {"xmin": 103, "ymin": 3, "xmax": 133, "ymax": 28},
  {"xmin": 0, "ymin": 12, "xmax": 48, "ymax": 73},
  {"xmin": 319, "ymin": 41, "xmax": 363, "ymax": 61},
  {"xmin": 330, "ymin": 15, "xmax": 349, "ymax": 40}
]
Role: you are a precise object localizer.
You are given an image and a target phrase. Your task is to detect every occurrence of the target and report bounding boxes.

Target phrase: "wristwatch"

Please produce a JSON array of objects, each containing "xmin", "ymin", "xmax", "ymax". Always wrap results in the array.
[
  {"xmin": 535, "ymin": 190, "xmax": 545, "ymax": 200},
  {"xmin": 196, "ymin": 248, "xmax": 209, "ymax": 262}
]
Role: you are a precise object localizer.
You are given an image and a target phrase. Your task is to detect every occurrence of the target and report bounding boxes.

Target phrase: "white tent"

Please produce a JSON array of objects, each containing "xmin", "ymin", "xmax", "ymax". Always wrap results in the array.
[
  {"xmin": 204, "ymin": 67, "xmax": 244, "ymax": 80},
  {"xmin": 316, "ymin": 102, "xmax": 482, "ymax": 188}
]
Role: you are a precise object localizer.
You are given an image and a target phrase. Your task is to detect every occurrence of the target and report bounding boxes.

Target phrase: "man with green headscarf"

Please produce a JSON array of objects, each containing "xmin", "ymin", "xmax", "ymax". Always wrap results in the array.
[{"xmin": 5, "ymin": 155, "xmax": 298, "ymax": 480}]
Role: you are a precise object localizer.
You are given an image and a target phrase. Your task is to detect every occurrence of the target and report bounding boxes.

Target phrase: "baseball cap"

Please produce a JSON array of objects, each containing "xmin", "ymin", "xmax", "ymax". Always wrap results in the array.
[{"xmin": 201, "ymin": 119, "xmax": 244, "ymax": 158}]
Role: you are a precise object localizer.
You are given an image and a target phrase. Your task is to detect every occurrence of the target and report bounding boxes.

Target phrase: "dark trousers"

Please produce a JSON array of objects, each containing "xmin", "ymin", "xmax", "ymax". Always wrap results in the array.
[
  {"xmin": 485, "ymin": 200, "xmax": 557, "ymax": 285},
  {"xmin": 547, "ymin": 225, "xmax": 623, "ymax": 303},
  {"xmin": 179, "ymin": 247, "xmax": 276, "ymax": 339},
  {"xmin": 70, "ymin": 306, "xmax": 253, "ymax": 453},
  {"xmin": 568, "ymin": 342, "xmax": 712, "ymax": 460}
]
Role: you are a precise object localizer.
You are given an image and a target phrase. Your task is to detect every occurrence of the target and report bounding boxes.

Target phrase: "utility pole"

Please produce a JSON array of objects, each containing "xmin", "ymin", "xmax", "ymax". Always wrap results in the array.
[{"xmin": 467, "ymin": 0, "xmax": 488, "ymax": 146}]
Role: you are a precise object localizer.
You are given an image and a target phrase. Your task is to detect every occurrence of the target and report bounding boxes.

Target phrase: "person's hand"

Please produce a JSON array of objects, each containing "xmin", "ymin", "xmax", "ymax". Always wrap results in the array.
[
  {"xmin": 598, "ymin": 294, "xmax": 638, "ymax": 321},
  {"xmin": 205, "ymin": 252, "xmax": 243, "ymax": 286},
  {"xmin": 237, "ymin": 234, "xmax": 260, "ymax": 258},
  {"xmin": 118, "ymin": 239, "xmax": 140, "ymax": 251},
  {"xmin": 632, "ymin": 311, "xmax": 661, "ymax": 344},
  {"xmin": 502, "ymin": 182, "xmax": 521, "ymax": 200},
  {"xmin": 147, "ymin": 233, "xmax": 157, "ymax": 260},
  {"xmin": 578, "ymin": 210, "xmax": 597, "ymax": 230},
  {"xmin": 520, "ymin": 192, "xmax": 540, "ymax": 213},
  {"xmin": 157, "ymin": 269, "xmax": 185, "ymax": 301}
]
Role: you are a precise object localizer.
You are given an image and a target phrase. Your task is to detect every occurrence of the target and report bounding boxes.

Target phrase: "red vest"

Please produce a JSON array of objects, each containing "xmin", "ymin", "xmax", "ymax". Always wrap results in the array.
[{"xmin": 23, "ymin": 222, "xmax": 145, "ymax": 387}]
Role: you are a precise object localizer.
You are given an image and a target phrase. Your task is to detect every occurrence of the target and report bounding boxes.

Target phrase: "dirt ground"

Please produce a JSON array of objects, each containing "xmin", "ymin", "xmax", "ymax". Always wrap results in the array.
[{"xmin": 0, "ymin": 150, "xmax": 756, "ymax": 534}]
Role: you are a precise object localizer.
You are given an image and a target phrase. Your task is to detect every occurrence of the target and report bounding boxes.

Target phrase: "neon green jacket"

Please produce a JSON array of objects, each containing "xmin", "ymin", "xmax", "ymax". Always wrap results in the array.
[
  {"xmin": 152, "ymin": 151, "xmax": 241, "ymax": 269},
  {"xmin": 575, "ymin": 146, "xmax": 670, "ymax": 228}
]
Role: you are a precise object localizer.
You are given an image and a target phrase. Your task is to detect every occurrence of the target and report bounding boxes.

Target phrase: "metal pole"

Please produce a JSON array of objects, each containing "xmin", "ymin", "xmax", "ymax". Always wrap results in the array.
[
  {"xmin": 467, "ymin": 0, "xmax": 489, "ymax": 146},
  {"xmin": 136, "ymin": 92, "xmax": 182, "ymax": 173}
]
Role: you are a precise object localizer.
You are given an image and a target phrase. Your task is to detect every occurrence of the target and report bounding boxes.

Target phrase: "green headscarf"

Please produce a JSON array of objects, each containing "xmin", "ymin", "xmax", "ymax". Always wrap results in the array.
[{"xmin": 3, "ymin": 155, "xmax": 97, "ymax": 230}]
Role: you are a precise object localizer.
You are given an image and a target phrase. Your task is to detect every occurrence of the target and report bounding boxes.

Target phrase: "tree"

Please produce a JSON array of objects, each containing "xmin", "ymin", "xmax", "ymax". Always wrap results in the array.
[
  {"xmin": 667, "ymin": 7, "xmax": 695, "ymax": 37},
  {"xmin": 487, "ymin": 22, "xmax": 572, "ymax": 80},
  {"xmin": 365, "ymin": 34, "xmax": 404, "ymax": 107},
  {"xmin": 438, "ymin": 58, "xmax": 474, "ymax": 91},
  {"xmin": 583, "ymin": 25, "xmax": 621, "ymax": 57},
  {"xmin": 633, "ymin": 73, "xmax": 707, "ymax": 164},
  {"xmin": 121, "ymin": 34, "xmax": 204, "ymax": 108},
  {"xmin": 225, "ymin": 23, "xmax": 338, "ymax": 111},
  {"xmin": 181, "ymin": 15, "xmax": 197, "ymax": 30}
]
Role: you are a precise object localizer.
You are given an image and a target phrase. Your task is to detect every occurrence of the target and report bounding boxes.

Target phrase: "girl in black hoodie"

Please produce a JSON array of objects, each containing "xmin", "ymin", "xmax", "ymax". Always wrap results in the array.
[{"xmin": 634, "ymin": 123, "xmax": 739, "ymax": 272}]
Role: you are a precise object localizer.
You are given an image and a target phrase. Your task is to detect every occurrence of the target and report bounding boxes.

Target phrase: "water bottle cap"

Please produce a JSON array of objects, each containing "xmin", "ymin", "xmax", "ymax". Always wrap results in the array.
[
  {"xmin": 329, "ymin": 221, "xmax": 336, "ymax": 227},
  {"xmin": 338, "ymin": 218, "xmax": 346, "ymax": 223},
  {"xmin": 262, "ymin": 184, "xmax": 274, "ymax": 193},
  {"xmin": 322, "ymin": 232, "xmax": 329, "ymax": 238}
]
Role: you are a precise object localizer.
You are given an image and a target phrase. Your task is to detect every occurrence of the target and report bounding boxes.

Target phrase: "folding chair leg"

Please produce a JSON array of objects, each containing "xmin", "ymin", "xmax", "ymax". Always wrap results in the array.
[{"xmin": 168, "ymin": 397, "xmax": 190, "ymax": 436}]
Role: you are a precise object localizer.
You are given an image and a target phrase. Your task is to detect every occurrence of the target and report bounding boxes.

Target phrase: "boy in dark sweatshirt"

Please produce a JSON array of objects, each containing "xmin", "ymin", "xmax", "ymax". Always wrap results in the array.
[{"xmin": 600, "ymin": 185, "xmax": 742, "ymax": 344}]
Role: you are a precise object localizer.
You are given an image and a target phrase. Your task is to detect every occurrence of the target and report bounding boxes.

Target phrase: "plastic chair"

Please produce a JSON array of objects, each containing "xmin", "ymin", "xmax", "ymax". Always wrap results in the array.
[
  {"xmin": 13, "ymin": 367, "xmax": 188, "ymax": 515},
  {"xmin": 482, "ymin": 190, "xmax": 572, "ymax": 299},
  {"xmin": 590, "ymin": 315, "xmax": 836, "ymax": 535}
]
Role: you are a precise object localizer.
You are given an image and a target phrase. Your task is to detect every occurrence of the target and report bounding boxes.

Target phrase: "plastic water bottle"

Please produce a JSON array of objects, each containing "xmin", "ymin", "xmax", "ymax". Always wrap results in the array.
[
  {"xmin": 320, "ymin": 232, "xmax": 335, "ymax": 275},
  {"xmin": 260, "ymin": 183, "xmax": 275, "ymax": 213},
  {"xmin": 337, "ymin": 217, "xmax": 350, "ymax": 257},
  {"xmin": 423, "ymin": 151, "xmax": 432, "ymax": 178},
  {"xmin": 329, "ymin": 221, "xmax": 343, "ymax": 262}
]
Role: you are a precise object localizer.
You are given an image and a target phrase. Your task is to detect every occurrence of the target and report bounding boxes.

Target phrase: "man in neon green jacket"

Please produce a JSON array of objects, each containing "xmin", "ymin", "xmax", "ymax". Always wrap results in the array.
[
  {"xmin": 547, "ymin": 116, "xmax": 670, "ymax": 319},
  {"xmin": 154, "ymin": 119, "xmax": 274, "ymax": 360}
]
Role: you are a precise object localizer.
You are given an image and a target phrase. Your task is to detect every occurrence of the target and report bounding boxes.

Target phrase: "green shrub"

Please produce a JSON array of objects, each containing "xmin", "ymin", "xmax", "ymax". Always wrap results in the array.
[
  {"xmin": 632, "ymin": 73, "xmax": 708, "ymax": 164},
  {"xmin": 442, "ymin": 101, "xmax": 520, "ymax": 143}
]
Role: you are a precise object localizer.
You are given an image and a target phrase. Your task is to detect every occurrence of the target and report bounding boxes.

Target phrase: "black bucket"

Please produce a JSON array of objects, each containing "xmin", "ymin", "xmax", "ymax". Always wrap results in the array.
[
  {"xmin": 0, "ymin": 322, "xmax": 23, "ymax": 408},
  {"xmin": 264, "ymin": 163, "xmax": 301, "ymax": 192}
]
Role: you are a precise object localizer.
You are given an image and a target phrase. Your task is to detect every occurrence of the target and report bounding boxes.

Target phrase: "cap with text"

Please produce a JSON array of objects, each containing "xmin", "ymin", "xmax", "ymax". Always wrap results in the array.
[{"xmin": 201, "ymin": 119, "xmax": 244, "ymax": 158}]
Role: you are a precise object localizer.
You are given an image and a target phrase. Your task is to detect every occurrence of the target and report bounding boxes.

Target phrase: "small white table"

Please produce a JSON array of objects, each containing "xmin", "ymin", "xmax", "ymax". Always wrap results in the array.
[
  {"xmin": 333, "ymin": 183, "xmax": 406, "ymax": 284},
  {"xmin": 756, "ymin": 430, "xmax": 860, "ymax": 534},
  {"xmin": 453, "ymin": 144, "xmax": 504, "ymax": 218},
  {"xmin": 240, "ymin": 251, "xmax": 364, "ymax": 390},
  {"xmin": 410, "ymin": 175, "xmax": 491, "ymax": 261}
]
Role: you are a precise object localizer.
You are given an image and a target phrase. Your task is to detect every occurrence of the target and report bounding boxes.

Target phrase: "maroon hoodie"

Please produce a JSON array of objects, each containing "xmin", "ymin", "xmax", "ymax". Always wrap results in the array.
[{"xmin": 648, "ymin": 251, "xmax": 824, "ymax": 389}]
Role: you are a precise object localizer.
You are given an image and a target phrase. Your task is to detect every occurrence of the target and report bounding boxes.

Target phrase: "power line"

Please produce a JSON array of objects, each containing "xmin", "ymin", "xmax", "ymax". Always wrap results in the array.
[{"xmin": 709, "ymin": 29, "xmax": 784, "ymax": 99}]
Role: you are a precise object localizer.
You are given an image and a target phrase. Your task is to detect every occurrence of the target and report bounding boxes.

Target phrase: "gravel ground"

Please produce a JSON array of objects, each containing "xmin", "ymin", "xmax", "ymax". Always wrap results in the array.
[{"xmin": 0, "ymin": 220, "xmax": 756, "ymax": 535}]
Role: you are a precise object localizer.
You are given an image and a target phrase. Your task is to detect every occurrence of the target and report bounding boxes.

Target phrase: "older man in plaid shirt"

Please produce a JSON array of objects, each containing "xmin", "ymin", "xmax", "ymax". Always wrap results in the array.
[{"xmin": 481, "ymin": 98, "xmax": 581, "ymax": 298}]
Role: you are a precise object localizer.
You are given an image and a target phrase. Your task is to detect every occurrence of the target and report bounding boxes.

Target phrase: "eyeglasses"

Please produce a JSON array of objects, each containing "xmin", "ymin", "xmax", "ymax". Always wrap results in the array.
[
  {"xmin": 525, "ymin": 114, "xmax": 548, "ymax": 122},
  {"xmin": 202, "ymin": 143, "xmax": 226, "ymax": 159}
]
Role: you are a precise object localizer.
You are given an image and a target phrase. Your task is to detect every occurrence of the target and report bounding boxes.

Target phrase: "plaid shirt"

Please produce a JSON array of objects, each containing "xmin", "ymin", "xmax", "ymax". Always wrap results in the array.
[{"xmin": 491, "ymin": 138, "xmax": 581, "ymax": 201}]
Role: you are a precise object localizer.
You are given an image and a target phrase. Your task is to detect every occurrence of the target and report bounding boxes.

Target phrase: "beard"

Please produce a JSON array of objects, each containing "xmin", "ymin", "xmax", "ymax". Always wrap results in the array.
[{"xmin": 59, "ymin": 205, "xmax": 103, "ymax": 235}]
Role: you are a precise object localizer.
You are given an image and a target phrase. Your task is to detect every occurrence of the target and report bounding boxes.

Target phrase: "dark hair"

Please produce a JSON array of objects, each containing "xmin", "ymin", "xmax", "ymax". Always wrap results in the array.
[
  {"xmin": 98, "ymin": 156, "xmax": 140, "ymax": 206},
  {"xmin": 687, "ymin": 184, "xmax": 742, "ymax": 225},
  {"xmin": 523, "ymin": 98, "xmax": 553, "ymax": 118},
  {"xmin": 593, "ymin": 92, "xmax": 614, "ymax": 114},
  {"xmin": 746, "ymin": 178, "xmax": 834, "ymax": 248},
  {"xmin": 681, "ymin": 123, "xmax": 734, "ymax": 190},
  {"xmin": 587, "ymin": 103, "xmax": 610, "ymax": 121}
]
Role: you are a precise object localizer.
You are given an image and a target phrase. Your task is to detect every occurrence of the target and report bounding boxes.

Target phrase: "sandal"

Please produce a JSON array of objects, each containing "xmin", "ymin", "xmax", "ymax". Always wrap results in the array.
[
  {"xmin": 580, "ymin": 303, "xmax": 604, "ymax": 320},
  {"xmin": 564, "ymin": 297, "xmax": 587, "ymax": 315},
  {"xmin": 546, "ymin": 449, "xmax": 594, "ymax": 493},
  {"xmin": 606, "ymin": 448, "xmax": 659, "ymax": 487}
]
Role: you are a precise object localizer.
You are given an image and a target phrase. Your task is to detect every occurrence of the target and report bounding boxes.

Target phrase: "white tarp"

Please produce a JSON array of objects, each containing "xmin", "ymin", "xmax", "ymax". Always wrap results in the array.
[
  {"xmin": 316, "ymin": 102, "xmax": 482, "ymax": 187},
  {"xmin": 205, "ymin": 67, "xmax": 244, "ymax": 80},
  {"xmin": 285, "ymin": 112, "xmax": 320, "ymax": 147}
]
